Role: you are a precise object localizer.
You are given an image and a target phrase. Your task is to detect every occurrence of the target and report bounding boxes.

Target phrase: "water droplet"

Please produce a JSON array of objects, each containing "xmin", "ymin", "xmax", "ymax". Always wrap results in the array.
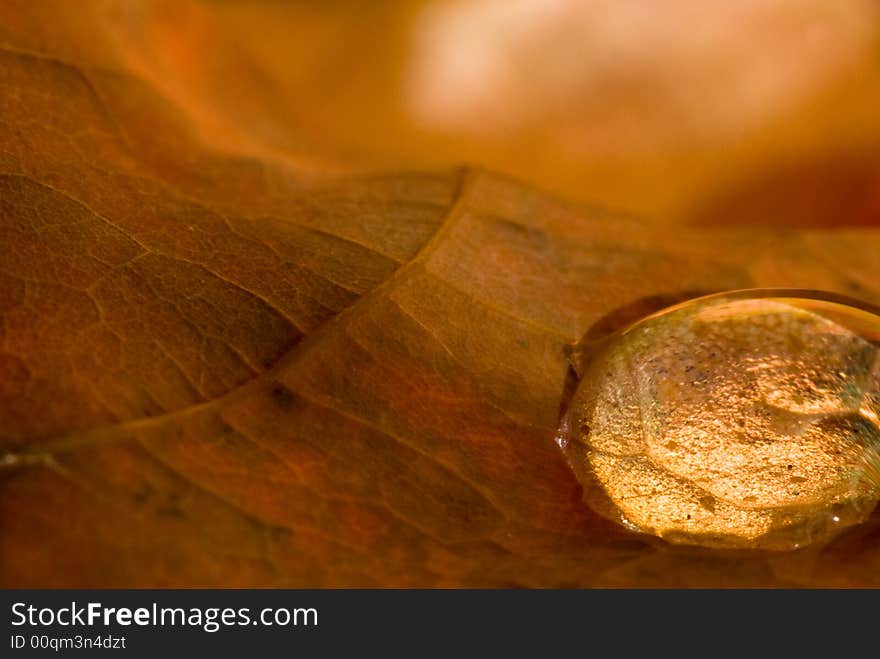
[{"xmin": 560, "ymin": 290, "xmax": 880, "ymax": 550}]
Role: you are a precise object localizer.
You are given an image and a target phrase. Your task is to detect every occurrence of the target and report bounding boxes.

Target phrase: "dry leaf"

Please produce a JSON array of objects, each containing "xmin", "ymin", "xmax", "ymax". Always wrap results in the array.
[{"xmin": 2, "ymin": 1, "xmax": 880, "ymax": 586}]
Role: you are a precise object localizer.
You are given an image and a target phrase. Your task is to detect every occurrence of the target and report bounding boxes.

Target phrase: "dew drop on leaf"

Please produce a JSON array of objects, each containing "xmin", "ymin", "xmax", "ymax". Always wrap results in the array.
[{"xmin": 559, "ymin": 290, "xmax": 880, "ymax": 550}]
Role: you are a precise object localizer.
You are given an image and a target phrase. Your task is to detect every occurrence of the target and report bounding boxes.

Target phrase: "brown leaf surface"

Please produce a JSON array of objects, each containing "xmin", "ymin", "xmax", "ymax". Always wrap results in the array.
[{"xmin": 2, "ymin": 1, "xmax": 880, "ymax": 586}]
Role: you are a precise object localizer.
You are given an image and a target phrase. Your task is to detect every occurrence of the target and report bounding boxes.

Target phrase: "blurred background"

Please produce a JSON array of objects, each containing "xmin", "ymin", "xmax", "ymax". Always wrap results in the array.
[{"xmin": 21, "ymin": 0, "xmax": 880, "ymax": 225}]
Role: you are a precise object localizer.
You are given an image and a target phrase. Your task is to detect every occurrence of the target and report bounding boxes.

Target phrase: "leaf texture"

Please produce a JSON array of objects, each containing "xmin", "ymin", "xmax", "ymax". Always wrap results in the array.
[{"xmin": 2, "ymin": 1, "xmax": 880, "ymax": 586}]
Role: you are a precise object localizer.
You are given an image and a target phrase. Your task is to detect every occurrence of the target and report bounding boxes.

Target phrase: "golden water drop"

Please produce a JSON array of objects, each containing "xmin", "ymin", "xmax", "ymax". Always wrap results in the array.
[{"xmin": 559, "ymin": 290, "xmax": 880, "ymax": 550}]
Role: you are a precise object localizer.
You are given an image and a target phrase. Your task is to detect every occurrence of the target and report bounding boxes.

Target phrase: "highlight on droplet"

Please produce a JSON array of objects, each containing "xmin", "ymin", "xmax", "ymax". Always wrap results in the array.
[{"xmin": 559, "ymin": 289, "xmax": 880, "ymax": 550}]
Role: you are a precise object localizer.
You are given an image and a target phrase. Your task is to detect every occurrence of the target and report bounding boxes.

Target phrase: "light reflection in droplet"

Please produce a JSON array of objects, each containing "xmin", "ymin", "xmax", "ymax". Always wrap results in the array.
[{"xmin": 560, "ymin": 289, "xmax": 880, "ymax": 550}]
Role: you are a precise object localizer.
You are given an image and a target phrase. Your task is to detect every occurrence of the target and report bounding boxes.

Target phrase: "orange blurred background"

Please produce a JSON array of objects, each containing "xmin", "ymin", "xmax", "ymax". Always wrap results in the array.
[{"xmin": 16, "ymin": 0, "xmax": 879, "ymax": 224}]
